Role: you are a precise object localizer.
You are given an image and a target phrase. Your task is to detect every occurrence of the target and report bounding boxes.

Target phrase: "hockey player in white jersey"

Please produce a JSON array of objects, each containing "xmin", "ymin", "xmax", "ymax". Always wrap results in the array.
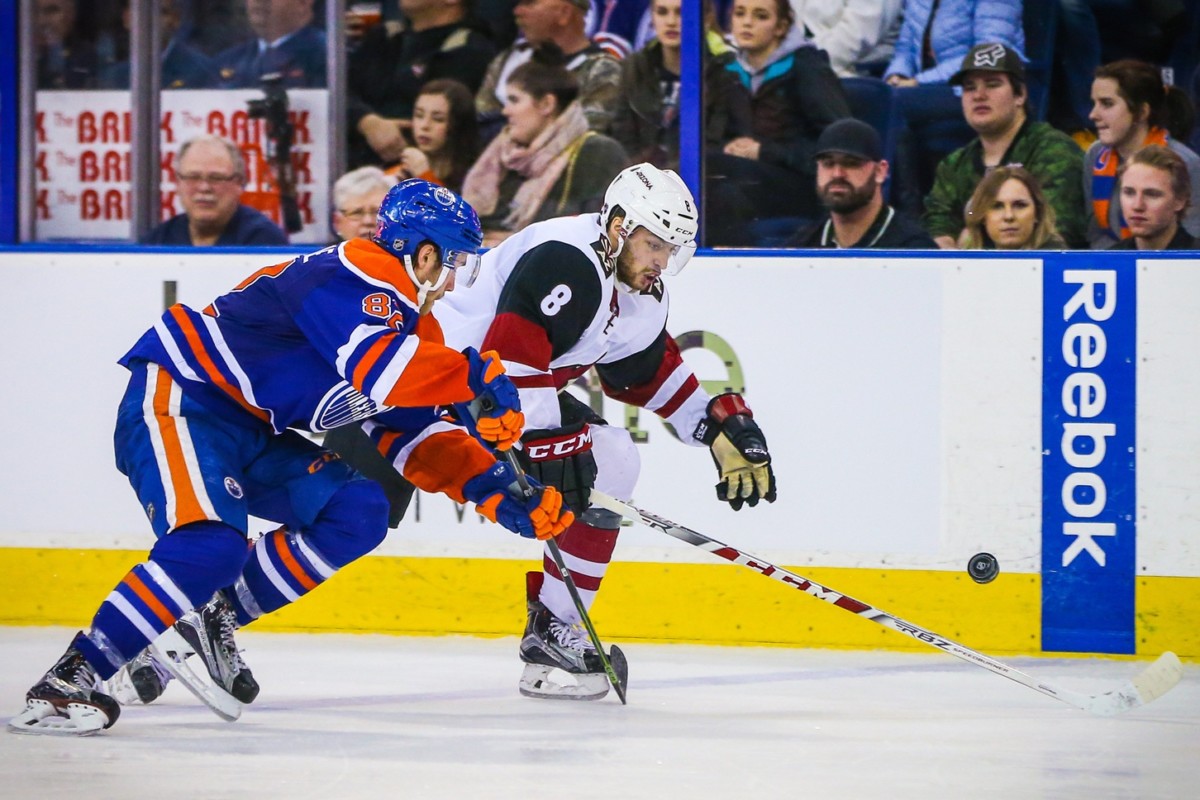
[{"xmin": 433, "ymin": 163, "xmax": 778, "ymax": 700}]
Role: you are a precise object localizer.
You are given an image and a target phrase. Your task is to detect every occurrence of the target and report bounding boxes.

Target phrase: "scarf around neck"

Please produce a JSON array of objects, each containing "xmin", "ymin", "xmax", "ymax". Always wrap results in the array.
[
  {"xmin": 1091, "ymin": 126, "xmax": 1169, "ymax": 239},
  {"xmin": 462, "ymin": 101, "xmax": 591, "ymax": 232}
]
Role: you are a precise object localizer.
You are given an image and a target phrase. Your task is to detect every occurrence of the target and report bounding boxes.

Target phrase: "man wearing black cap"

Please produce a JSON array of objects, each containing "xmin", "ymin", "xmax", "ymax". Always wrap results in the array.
[
  {"xmin": 788, "ymin": 118, "xmax": 934, "ymax": 249},
  {"xmin": 923, "ymin": 43, "xmax": 1086, "ymax": 248}
]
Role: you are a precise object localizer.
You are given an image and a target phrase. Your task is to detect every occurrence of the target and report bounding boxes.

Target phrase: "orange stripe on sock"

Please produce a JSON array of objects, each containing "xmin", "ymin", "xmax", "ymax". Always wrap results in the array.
[
  {"xmin": 151, "ymin": 369, "xmax": 209, "ymax": 527},
  {"xmin": 123, "ymin": 571, "xmax": 177, "ymax": 627},
  {"xmin": 271, "ymin": 529, "xmax": 319, "ymax": 592},
  {"xmin": 168, "ymin": 305, "xmax": 270, "ymax": 423}
]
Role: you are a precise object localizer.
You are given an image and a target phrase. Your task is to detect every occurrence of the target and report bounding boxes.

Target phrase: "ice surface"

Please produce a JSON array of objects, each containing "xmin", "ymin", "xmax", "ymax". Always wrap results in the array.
[{"xmin": 1, "ymin": 627, "xmax": 1196, "ymax": 799}]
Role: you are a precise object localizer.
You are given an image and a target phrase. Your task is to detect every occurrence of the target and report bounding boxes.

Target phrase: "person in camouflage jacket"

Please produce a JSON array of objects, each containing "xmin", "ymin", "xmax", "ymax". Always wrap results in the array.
[
  {"xmin": 923, "ymin": 44, "xmax": 1087, "ymax": 249},
  {"xmin": 474, "ymin": 0, "xmax": 621, "ymax": 144}
]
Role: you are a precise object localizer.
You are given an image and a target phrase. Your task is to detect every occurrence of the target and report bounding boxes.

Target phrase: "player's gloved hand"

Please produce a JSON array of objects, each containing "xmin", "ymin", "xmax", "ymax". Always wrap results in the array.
[
  {"xmin": 693, "ymin": 393, "xmax": 777, "ymax": 511},
  {"xmin": 512, "ymin": 421, "xmax": 598, "ymax": 513},
  {"xmin": 463, "ymin": 460, "xmax": 575, "ymax": 540},
  {"xmin": 464, "ymin": 347, "xmax": 525, "ymax": 450}
]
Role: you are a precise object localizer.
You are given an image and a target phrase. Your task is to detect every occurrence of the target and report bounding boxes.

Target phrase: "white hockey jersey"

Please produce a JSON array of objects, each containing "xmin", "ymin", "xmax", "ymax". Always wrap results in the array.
[{"xmin": 437, "ymin": 214, "xmax": 709, "ymax": 441}]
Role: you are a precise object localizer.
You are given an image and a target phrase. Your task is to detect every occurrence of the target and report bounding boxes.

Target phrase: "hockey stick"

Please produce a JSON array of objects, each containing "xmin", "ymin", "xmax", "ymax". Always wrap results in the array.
[
  {"xmin": 590, "ymin": 490, "xmax": 1183, "ymax": 717},
  {"xmin": 455, "ymin": 402, "xmax": 628, "ymax": 704}
]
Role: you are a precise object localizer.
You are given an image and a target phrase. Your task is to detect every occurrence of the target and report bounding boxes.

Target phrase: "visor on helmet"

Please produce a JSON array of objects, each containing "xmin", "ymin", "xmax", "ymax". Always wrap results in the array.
[{"xmin": 443, "ymin": 248, "xmax": 481, "ymax": 288}]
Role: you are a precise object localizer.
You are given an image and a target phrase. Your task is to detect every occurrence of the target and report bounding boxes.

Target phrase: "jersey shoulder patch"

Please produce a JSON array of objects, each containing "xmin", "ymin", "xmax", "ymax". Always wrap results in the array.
[{"xmin": 497, "ymin": 240, "xmax": 606, "ymax": 358}]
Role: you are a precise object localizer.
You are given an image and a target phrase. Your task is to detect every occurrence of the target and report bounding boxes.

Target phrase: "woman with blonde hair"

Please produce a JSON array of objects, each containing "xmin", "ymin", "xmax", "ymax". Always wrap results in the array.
[{"xmin": 959, "ymin": 166, "xmax": 1066, "ymax": 250}]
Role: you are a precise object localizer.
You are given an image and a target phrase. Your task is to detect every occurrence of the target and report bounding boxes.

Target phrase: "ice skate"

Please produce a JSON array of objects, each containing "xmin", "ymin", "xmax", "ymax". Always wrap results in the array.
[
  {"xmin": 518, "ymin": 598, "xmax": 626, "ymax": 701},
  {"xmin": 8, "ymin": 639, "xmax": 121, "ymax": 736},
  {"xmin": 105, "ymin": 646, "xmax": 173, "ymax": 705},
  {"xmin": 152, "ymin": 591, "xmax": 258, "ymax": 721}
]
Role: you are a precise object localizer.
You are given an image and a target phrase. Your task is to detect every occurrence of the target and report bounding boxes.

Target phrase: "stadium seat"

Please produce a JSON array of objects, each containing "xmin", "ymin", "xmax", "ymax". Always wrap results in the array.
[{"xmin": 840, "ymin": 77, "xmax": 897, "ymax": 199}]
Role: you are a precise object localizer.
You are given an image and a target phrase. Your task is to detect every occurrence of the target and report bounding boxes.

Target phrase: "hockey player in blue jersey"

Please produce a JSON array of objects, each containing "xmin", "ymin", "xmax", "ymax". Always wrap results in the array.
[{"xmin": 7, "ymin": 180, "xmax": 573, "ymax": 736}]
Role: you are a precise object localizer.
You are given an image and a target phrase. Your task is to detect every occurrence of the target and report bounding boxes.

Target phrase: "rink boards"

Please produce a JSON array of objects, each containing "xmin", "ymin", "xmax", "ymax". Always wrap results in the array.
[{"xmin": 0, "ymin": 248, "xmax": 1195, "ymax": 658}]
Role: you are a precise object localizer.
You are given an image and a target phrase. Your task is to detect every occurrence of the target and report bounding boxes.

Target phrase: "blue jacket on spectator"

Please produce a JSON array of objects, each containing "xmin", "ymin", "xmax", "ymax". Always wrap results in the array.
[
  {"xmin": 141, "ymin": 205, "xmax": 288, "ymax": 246},
  {"xmin": 884, "ymin": 0, "xmax": 1025, "ymax": 85},
  {"xmin": 215, "ymin": 24, "xmax": 327, "ymax": 89},
  {"xmin": 100, "ymin": 40, "xmax": 219, "ymax": 90}
]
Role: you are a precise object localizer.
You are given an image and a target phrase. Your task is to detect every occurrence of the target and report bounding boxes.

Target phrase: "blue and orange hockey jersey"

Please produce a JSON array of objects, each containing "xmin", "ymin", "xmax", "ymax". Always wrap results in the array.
[{"xmin": 120, "ymin": 238, "xmax": 495, "ymax": 500}]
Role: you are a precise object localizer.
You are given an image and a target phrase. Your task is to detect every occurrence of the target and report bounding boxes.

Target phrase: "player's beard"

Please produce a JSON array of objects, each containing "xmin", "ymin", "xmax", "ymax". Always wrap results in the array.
[{"xmin": 819, "ymin": 178, "xmax": 875, "ymax": 214}]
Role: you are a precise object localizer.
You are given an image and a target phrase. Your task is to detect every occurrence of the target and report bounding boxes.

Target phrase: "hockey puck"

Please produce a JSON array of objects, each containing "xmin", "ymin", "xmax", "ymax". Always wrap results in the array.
[{"xmin": 967, "ymin": 552, "xmax": 999, "ymax": 584}]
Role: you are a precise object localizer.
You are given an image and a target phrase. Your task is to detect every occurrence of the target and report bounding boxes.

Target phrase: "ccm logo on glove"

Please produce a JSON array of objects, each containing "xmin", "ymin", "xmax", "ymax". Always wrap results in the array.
[{"xmin": 525, "ymin": 428, "xmax": 593, "ymax": 461}]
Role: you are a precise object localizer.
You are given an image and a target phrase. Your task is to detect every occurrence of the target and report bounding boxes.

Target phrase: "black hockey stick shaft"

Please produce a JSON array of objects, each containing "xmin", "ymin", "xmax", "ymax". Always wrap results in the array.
[
  {"xmin": 589, "ymin": 490, "xmax": 1181, "ymax": 716},
  {"xmin": 500, "ymin": 449, "xmax": 627, "ymax": 705},
  {"xmin": 455, "ymin": 400, "xmax": 627, "ymax": 704}
]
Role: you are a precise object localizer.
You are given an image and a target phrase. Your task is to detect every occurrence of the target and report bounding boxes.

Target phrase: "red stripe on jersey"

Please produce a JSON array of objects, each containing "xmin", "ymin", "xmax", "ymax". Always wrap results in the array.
[
  {"xmin": 167, "ymin": 306, "xmax": 271, "ymax": 423},
  {"xmin": 655, "ymin": 373, "xmax": 701, "ymax": 418},
  {"xmin": 482, "ymin": 312, "xmax": 554, "ymax": 373},
  {"xmin": 511, "ymin": 373, "xmax": 556, "ymax": 389},
  {"xmin": 602, "ymin": 335, "xmax": 696, "ymax": 416}
]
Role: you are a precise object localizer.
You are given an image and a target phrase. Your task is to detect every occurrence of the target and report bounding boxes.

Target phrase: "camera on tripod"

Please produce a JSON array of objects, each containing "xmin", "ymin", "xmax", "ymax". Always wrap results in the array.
[
  {"xmin": 247, "ymin": 73, "xmax": 290, "ymax": 129},
  {"xmin": 247, "ymin": 73, "xmax": 302, "ymax": 233}
]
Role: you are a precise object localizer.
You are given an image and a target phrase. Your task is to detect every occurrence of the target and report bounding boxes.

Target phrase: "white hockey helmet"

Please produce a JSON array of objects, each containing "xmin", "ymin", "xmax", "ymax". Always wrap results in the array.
[{"xmin": 601, "ymin": 163, "xmax": 698, "ymax": 275}]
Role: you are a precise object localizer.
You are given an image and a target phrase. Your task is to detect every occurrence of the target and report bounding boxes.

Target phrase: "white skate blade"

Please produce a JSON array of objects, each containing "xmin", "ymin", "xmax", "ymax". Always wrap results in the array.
[
  {"xmin": 7, "ymin": 698, "xmax": 109, "ymax": 736},
  {"xmin": 518, "ymin": 663, "xmax": 610, "ymax": 701},
  {"xmin": 150, "ymin": 628, "xmax": 243, "ymax": 722}
]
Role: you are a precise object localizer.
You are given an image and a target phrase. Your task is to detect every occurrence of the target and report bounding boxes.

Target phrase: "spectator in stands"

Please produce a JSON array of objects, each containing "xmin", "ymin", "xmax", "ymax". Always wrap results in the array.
[
  {"xmin": 1109, "ymin": 144, "xmax": 1197, "ymax": 250},
  {"xmin": 923, "ymin": 44, "xmax": 1086, "ymax": 249},
  {"xmin": 583, "ymin": 0, "xmax": 649, "ymax": 59},
  {"xmin": 462, "ymin": 44, "xmax": 627, "ymax": 244},
  {"xmin": 705, "ymin": 0, "xmax": 850, "ymax": 240},
  {"xmin": 347, "ymin": 0, "xmax": 496, "ymax": 169},
  {"xmin": 475, "ymin": 0, "xmax": 623, "ymax": 142},
  {"xmin": 883, "ymin": 0, "xmax": 1025, "ymax": 215},
  {"xmin": 35, "ymin": 0, "xmax": 103, "ymax": 89},
  {"xmin": 330, "ymin": 166, "xmax": 398, "ymax": 243},
  {"xmin": 99, "ymin": 0, "xmax": 219, "ymax": 90},
  {"xmin": 788, "ymin": 0, "xmax": 904, "ymax": 78},
  {"xmin": 788, "ymin": 118, "xmax": 934, "ymax": 248},
  {"xmin": 959, "ymin": 165, "xmax": 1067, "ymax": 249},
  {"xmin": 610, "ymin": 0, "xmax": 748, "ymax": 171},
  {"xmin": 1083, "ymin": 59, "xmax": 1200, "ymax": 248},
  {"xmin": 143, "ymin": 135, "xmax": 287, "ymax": 246},
  {"xmin": 214, "ymin": 0, "xmax": 326, "ymax": 88},
  {"xmin": 386, "ymin": 79, "xmax": 481, "ymax": 194}
]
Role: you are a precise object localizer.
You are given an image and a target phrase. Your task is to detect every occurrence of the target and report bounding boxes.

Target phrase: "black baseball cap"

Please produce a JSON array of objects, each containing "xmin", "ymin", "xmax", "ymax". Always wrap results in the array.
[
  {"xmin": 814, "ymin": 118, "xmax": 882, "ymax": 162},
  {"xmin": 949, "ymin": 43, "xmax": 1026, "ymax": 86}
]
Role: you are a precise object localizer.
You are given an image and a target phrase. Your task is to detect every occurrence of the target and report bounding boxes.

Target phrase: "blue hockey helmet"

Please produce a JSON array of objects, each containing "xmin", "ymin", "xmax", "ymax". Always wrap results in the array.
[{"xmin": 373, "ymin": 179, "xmax": 484, "ymax": 301}]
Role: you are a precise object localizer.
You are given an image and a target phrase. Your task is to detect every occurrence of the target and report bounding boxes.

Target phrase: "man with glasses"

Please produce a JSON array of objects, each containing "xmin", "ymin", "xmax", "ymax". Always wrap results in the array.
[
  {"xmin": 9, "ymin": 180, "xmax": 572, "ymax": 736},
  {"xmin": 330, "ymin": 166, "xmax": 398, "ymax": 244},
  {"xmin": 143, "ymin": 135, "xmax": 288, "ymax": 246}
]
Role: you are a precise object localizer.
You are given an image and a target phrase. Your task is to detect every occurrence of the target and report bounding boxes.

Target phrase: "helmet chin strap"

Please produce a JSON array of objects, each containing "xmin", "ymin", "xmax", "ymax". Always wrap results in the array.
[{"xmin": 404, "ymin": 254, "xmax": 451, "ymax": 308}]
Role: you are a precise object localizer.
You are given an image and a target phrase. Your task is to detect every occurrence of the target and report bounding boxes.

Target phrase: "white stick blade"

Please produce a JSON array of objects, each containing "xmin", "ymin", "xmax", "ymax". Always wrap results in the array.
[
  {"xmin": 1131, "ymin": 651, "xmax": 1184, "ymax": 705},
  {"xmin": 1086, "ymin": 651, "xmax": 1184, "ymax": 717}
]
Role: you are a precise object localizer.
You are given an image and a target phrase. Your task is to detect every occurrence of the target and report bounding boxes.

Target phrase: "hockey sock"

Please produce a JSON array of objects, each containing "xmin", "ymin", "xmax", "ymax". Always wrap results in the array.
[
  {"xmin": 539, "ymin": 520, "xmax": 620, "ymax": 623},
  {"xmin": 226, "ymin": 479, "xmax": 388, "ymax": 625},
  {"xmin": 75, "ymin": 521, "xmax": 248, "ymax": 679}
]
